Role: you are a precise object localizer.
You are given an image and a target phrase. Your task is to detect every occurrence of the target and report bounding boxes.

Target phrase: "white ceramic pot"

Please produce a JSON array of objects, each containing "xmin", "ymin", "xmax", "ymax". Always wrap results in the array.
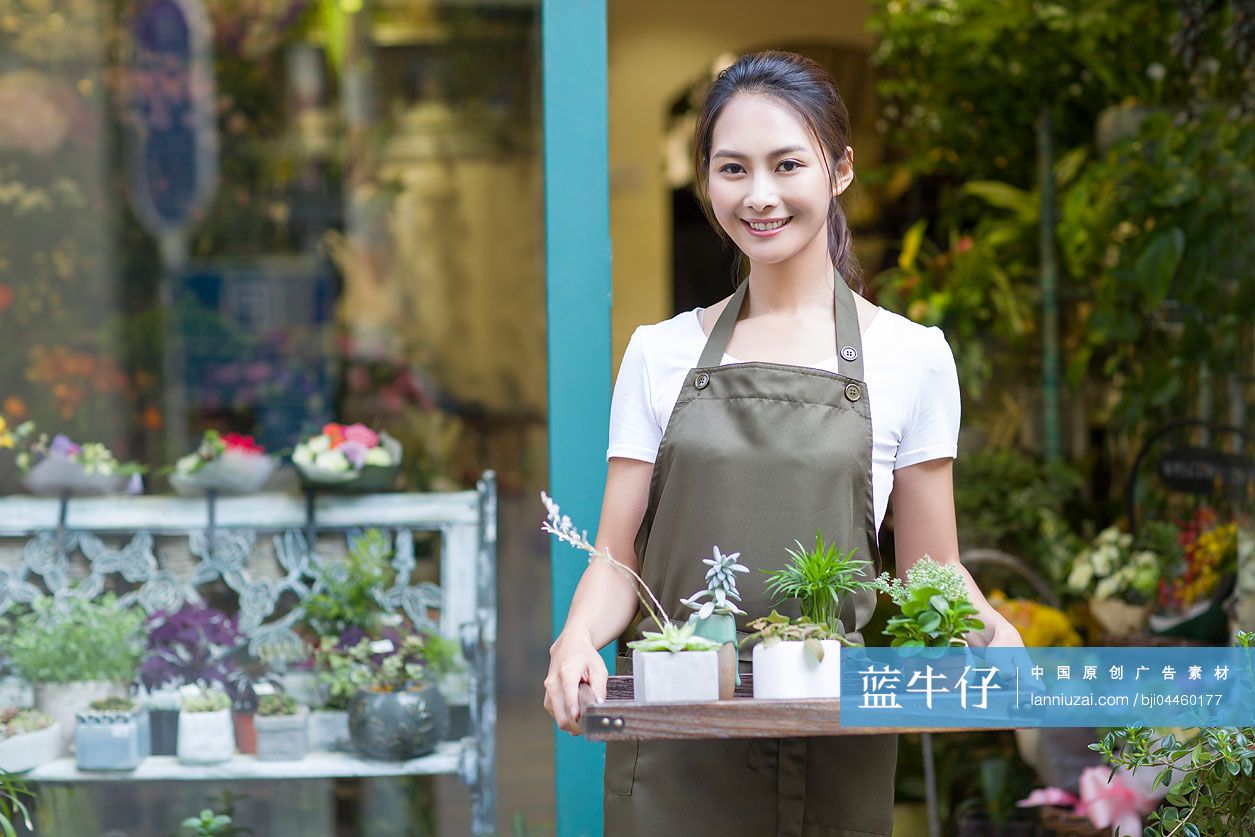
[
  {"xmin": 176, "ymin": 709, "xmax": 235, "ymax": 764},
  {"xmin": 34, "ymin": 681, "xmax": 123, "ymax": 749},
  {"xmin": 631, "ymin": 649, "xmax": 720, "ymax": 703},
  {"xmin": 0, "ymin": 722, "xmax": 63, "ymax": 771},
  {"xmin": 752, "ymin": 640, "xmax": 841, "ymax": 699},
  {"xmin": 308, "ymin": 709, "xmax": 349, "ymax": 752}
]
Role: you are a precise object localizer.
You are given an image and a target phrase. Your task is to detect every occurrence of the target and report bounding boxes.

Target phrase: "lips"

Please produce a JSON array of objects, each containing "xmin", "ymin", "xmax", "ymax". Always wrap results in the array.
[{"xmin": 742, "ymin": 217, "xmax": 792, "ymax": 237}]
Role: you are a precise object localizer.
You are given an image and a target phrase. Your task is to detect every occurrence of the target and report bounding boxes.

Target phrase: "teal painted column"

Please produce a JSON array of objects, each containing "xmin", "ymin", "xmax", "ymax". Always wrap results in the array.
[{"xmin": 543, "ymin": 2, "xmax": 611, "ymax": 836}]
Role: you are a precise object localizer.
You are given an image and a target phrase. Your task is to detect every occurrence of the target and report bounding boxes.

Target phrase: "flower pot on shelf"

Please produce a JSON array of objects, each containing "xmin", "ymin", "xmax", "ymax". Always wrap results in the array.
[
  {"xmin": 34, "ymin": 681, "xmax": 124, "ymax": 750},
  {"xmin": 631, "ymin": 648, "xmax": 721, "ymax": 703},
  {"xmin": 308, "ymin": 709, "xmax": 349, "ymax": 752},
  {"xmin": 232, "ymin": 710, "xmax": 257, "ymax": 755},
  {"xmin": 299, "ymin": 464, "xmax": 400, "ymax": 495},
  {"xmin": 21, "ymin": 457, "xmax": 134, "ymax": 496},
  {"xmin": 177, "ymin": 709, "xmax": 234, "ymax": 765},
  {"xmin": 255, "ymin": 707, "xmax": 309, "ymax": 761},
  {"xmin": 75, "ymin": 707, "xmax": 146, "ymax": 771},
  {"xmin": 1087, "ymin": 598, "xmax": 1149, "ymax": 637},
  {"xmin": 348, "ymin": 683, "xmax": 447, "ymax": 760},
  {"xmin": 751, "ymin": 640, "xmax": 841, "ymax": 699},
  {"xmin": 170, "ymin": 454, "xmax": 277, "ymax": 496},
  {"xmin": 149, "ymin": 708, "xmax": 179, "ymax": 756},
  {"xmin": 0, "ymin": 720, "xmax": 62, "ymax": 772}
]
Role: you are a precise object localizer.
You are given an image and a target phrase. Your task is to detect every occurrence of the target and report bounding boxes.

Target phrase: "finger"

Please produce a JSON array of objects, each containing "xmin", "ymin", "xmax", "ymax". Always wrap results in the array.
[
  {"xmin": 588, "ymin": 655, "xmax": 609, "ymax": 703},
  {"xmin": 544, "ymin": 676, "xmax": 569, "ymax": 730},
  {"xmin": 563, "ymin": 673, "xmax": 581, "ymax": 727}
]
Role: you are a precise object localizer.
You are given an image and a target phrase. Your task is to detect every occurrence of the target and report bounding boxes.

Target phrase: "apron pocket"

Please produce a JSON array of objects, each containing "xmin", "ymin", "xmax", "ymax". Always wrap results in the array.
[{"xmin": 604, "ymin": 740, "xmax": 640, "ymax": 796}]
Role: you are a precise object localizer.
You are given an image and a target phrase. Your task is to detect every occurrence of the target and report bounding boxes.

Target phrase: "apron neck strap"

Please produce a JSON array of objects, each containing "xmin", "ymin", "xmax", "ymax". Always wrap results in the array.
[{"xmin": 697, "ymin": 270, "xmax": 865, "ymax": 379}]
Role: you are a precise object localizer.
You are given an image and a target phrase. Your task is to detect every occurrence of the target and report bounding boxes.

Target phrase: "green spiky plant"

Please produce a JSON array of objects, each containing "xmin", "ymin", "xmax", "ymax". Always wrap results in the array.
[{"xmin": 763, "ymin": 529, "xmax": 874, "ymax": 640}]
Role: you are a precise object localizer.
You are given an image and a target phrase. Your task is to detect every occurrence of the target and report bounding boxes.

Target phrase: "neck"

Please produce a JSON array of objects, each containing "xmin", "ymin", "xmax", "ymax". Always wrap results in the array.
[{"xmin": 743, "ymin": 233, "xmax": 838, "ymax": 316}]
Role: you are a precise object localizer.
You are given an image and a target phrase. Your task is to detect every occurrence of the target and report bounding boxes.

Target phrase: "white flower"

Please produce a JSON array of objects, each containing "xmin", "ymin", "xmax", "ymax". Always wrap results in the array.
[
  {"xmin": 292, "ymin": 447, "xmax": 313, "ymax": 468},
  {"xmin": 364, "ymin": 447, "xmax": 393, "ymax": 467},
  {"xmin": 1094, "ymin": 576, "xmax": 1120, "ymax": 600},
  {"xmin": 307, "ymin": 435, "xmax": 331, "ymax": 454},
  {"xmin": 1146, "ymin": 62, "xmax": 1166, "ymax": 82},
  {"xmin": 314, "ymin": 450, "xmax": 350, "ymax": 472},
  {"xmin": 175, "ymin": 453, "xmax": 201, "ymax": 474},
  {"xmin": 1068, "ymin": 562, "xmax": 1093, "ymax": 593}
]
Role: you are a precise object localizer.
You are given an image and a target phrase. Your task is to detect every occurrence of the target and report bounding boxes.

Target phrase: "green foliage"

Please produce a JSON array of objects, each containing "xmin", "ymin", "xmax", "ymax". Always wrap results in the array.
[
  {"xmin": 871, "ymin": 556, "xmax": 972, "ymax": 607},
  {"xmin": 952, "ymin": 448, "xmax": 1084, "ymax": 558},
  {"xmin": 0, "ymin": 770, "xmax": 32, "ymax": 837},
  {"xmin": 626, "ymin": 621, "xmax": 722, "ymax": 653},
  {"xmin": 0, "ymin": 707, "xmax": 52, "ymax": 739},
  {"xmin": 315, "ymin": 632, "xmax": 459, "ymax": 705},
  {"xmin": 182, "ymin": 688, "xmax": 231, "ymax": 714},
  {"xmin": 746, "ymin": 610, "xmax": 852, "ymax": 663},
  {"xmin": 1057, "ymin": 105, "xmax": 1255, "ymax": 433},
  {"xmin": 302, "ymin": 529, "xmax": 395, "ymax": 637},
  {"xmin": 763, "ymin": 530, "xmax": 872, "ymax": 636},
  {"xmin": 256, "ymin": 694, "xmax": 299, "ymax": 717},
  {"xmin": 2, "ymin": 595, "xmax": 145, "ymax": 684},
  {"xmin": 869, "ymin": 0, "xmax": 1192, "ymax": 184},
  {"xmin": 882, "ymin": 586, "xmax": 985, "ymax": 648},
  {"xmin": 86, "ymin": 696, "xmax": 136, "ymax": 713}
]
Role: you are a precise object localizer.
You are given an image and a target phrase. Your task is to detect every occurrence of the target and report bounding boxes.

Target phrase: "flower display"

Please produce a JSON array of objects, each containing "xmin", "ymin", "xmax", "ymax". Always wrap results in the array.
[
  {"xmin": 1065, "ymin": 526, "xmax": 1162, "ymax": 604},
  {"xmin": 4, "ymin": 419, "xmax": 144, "ymax": 495},
  {"xmin": 987, "ymin": 590, "xmax": 1082, "ymax": 647},
  {"xmin": 292, "ymin": 422, "xmax": 401, "ymax": 488},
  {"xmin": 169, "ymin": 429, "xmax": 275, "ymax": 496},
  {"xmin": 1157, "ymin": 508, "xmax": 1237, "ymax": 611},
  {"xmin": 1018, "ymin": 764, "xmax": 1164, "ymax": 836}
]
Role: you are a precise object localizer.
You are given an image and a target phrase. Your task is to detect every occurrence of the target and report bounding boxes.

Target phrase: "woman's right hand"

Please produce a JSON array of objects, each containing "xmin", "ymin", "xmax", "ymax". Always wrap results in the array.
[{"xmin": 544, "ymin": 628, "xmax": 609, "ymax": 736}]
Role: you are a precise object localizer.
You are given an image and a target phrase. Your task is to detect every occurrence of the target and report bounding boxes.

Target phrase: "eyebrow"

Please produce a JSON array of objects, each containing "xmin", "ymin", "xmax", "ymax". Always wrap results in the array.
[{"xmin": 711, "ymin": 145, "xmax": 807, "ymax": 160}]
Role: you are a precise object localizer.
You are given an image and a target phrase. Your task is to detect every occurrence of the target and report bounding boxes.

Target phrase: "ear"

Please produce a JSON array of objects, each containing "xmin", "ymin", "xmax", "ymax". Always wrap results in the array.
[{"xmin": 832, "ymin": 146, "xmax": 855, "ymax": 197}]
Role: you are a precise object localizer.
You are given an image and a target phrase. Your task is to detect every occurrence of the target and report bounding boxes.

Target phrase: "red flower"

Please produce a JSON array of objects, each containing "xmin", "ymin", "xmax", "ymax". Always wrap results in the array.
[
  {"xmin": 322, "ymin": 423, "xmax": 345, "ymax": 447},
  {"xmin": 222, "ymin": 433, "xmax": 264, "ymax": 455}
]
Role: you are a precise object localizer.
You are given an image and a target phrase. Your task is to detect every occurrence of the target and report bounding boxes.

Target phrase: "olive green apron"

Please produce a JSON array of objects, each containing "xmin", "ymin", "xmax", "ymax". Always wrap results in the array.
[{"xmin": 604, "ymin": 274, "xmax": 898, "ymax": 837}]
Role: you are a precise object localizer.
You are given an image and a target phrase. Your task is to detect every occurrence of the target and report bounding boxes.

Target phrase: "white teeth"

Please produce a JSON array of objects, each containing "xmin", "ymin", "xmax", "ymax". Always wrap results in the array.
[{"xmin": 748, "ymin": 219, "xmax": 788, "ymax": 231}]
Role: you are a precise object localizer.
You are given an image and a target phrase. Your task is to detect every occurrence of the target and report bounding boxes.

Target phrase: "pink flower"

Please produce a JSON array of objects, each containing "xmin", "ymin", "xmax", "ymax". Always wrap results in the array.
[
  {"xmin": 343, "ymin": 423, "xmax": 379, "ymax": 449},
  {"xmin": 338, "ymin": 440, "xmax": 367, "ymax": 469},
  {"xmin": 1076, "ymin": 766, "xmax": 1162, "ymax": 837},
  {"xmin": 1017, "ymin": 787, "xmax": 1079, "ymax": 809}
]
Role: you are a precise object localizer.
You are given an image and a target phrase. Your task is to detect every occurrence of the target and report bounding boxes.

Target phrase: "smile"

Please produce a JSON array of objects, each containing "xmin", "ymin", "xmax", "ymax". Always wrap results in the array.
[{"xmin": 742, "ymin": 217, "xmax": 792, "ymax": 236}]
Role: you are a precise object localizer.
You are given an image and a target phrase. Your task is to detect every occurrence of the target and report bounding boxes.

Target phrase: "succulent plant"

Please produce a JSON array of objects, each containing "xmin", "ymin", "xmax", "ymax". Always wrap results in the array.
[
  {"xmin": 257, "ymin": 693, "xmax": 299, "ymax": 717},
  {"xmin": 680, "ymin": 546, "xmax": 749, "ymax": 619},
  {"xmin": 626, "ymin": 621, "xmax": 722, "ymax": 653},
  {"xmin": 86, "ymin": 696, "xmax": 136, "ymax": 713},
  {"xmin": 182, "ymin": 688, "xmax": 231, "ymax": 713},
  {"xmin": 746, "ymin": 610, "xmax": 850, "ymax": 662}
]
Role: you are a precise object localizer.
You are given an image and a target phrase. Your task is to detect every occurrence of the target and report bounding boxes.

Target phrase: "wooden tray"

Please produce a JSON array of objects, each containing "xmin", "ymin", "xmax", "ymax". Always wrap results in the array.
[{"xmin": 579, "ymin": 676, "xmax": 1015, "ymax": 741}]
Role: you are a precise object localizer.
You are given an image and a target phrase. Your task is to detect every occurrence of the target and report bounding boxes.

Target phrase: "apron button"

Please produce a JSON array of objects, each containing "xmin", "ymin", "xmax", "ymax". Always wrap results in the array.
[
  {"xmin": 840, "ymin": 346, "xmax": 858, "ymax": 362},
  {"xmin": 844, "ymin": 382, "xmax": 862, "ymax": 401},
  {"xmin": 695, "ymin": 372, "xmax": 710, "ymax": 389}
]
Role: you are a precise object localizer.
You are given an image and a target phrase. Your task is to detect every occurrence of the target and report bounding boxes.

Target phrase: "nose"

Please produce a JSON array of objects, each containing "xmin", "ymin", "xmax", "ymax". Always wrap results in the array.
[{"xmin": 744, "ymin": 170, "xmax": 778, "ymax": 212}]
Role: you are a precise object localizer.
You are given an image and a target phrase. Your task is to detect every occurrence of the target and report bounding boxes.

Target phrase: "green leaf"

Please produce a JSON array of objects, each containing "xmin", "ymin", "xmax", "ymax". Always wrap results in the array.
[
  {"xmin": 899, "ymin": 220, "xmax": 928, "ymax": 270},
  {"xmin": 1133, "ymin": 227, "xmax": 1185, "ymax": 304},
  {"xmin": 1182, "ymin": 823, "xmax": 1200, "ymax": 837},
  {"xmin": 804, "ymin": 637, "xmax": 825, "ymax": 663},
  {"xmin": 962, "ymin": 180, "xmax": 1038, "ymax": 222},
  {"xmin": 917, "ymin": 611, "xmax": 942, "ymax": 633},
  {"xmin": 929, "ymin": 595, "xmax": 950, "ymax": 614}
]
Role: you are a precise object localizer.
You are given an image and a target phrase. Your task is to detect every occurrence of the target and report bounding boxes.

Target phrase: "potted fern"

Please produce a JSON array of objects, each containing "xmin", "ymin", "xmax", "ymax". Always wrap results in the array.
[
  {"xmin": 254, "ymin": 693, "xmax": 309, "ymax": 762},
  {"xmin": 177, "ymin": 687, "xmax": 234, "ymax": 765},
  {"xmin": 749, "ymin": 530, "xmax": 873, "ymax": 699},
  {"xmin": 541, "ymin": 492, "xmax": 722, "ymax": 704},
  {"xmin": 75, "ymin": 696, "xmax": 146, "ymax": 771}
]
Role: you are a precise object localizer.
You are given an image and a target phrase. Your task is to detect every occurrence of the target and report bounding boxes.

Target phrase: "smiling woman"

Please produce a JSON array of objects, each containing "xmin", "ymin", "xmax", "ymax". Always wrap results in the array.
[{"xmin": 544, "ymin": 49, "xmax": 1024, "ymax": 837}]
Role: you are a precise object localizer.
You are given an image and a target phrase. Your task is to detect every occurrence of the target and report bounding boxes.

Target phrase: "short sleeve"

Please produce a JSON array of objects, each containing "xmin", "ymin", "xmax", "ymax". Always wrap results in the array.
[
  {"xmin": 607, "ymin": 328, "xmax": 662, "ymax": 463},
  {"xmin": 894, "ymin": 327, "xmax": 961, "ymax": 469}
]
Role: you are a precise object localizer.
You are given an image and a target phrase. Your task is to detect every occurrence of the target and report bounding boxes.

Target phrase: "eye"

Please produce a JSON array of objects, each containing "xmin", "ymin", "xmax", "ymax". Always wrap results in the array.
[
  {"xmin": 718, "ymin": 163, "xmax": 744, "ymax": 175},
  {"xmin": 778, "ymin": 159, "xmax": 803, "ymax": 172}
]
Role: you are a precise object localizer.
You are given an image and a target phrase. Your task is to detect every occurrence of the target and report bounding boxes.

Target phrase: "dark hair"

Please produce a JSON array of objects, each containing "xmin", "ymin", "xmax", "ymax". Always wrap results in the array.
[{"xmin": 692, "ymin": 50, "xmax": 861, "ymax": 291}]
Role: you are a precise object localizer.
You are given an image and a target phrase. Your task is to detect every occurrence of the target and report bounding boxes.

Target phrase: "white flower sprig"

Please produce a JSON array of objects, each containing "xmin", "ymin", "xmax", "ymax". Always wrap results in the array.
[
  {"xmin": 681, "ymin": 546, "xmax": 748, "ymax": 619},
  {"xmin": 541, "ymin": 491, "xmax": 670, "ymax": 634}
]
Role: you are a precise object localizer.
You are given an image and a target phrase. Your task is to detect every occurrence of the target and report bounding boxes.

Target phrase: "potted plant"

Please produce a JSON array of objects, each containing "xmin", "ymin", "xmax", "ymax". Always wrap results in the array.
[
  {"xmin": 168, "ymin": 429, "xmax": 276, "ymax": 496},
  {"xmin": 748, "ymin": 530, "xmax": 873, "ymax": 699},
  {"xmin": 541, "ymin": 492, "xmax": 723, "ymax": 704},
  {"xmin": 146, "ymin": 686, "xmax": 182, "ymax": 756},
  {"xmin": 74, "ymin": 696, "xmax": 146, "ymax": 771},
  {"xmin": 872, "ymin": 555, "xmax": 987, "ymax": 648},
  {"xmin": 254, "ymin": 693, "xmax": 309, "ymax": 761},
  {"xmin": 1, "ymin": 595, "xmax": 145, "ymax": 747},
  {"xmin": 0, "ymin": 707, "xmax": 60, "ymax": 772},
  {"xmin": 1066, "ymin": 526, "xmax": 1164, "ymax": 637},
  {"xmin": 680, "ymin": 546, "xmax": 748, "ymax": 698},
  {"xmin": 177, "ymin": 687, "xmax": 235, "ymax": 765},
  {"xmin": 317, "ymin": 631, "xmax": 456, "ymax": 760},
  {"xmin": 1149, "ymin": 510, "xmax": 1238, "ymax": 643},
  {"xmin": 223, "ymin": 649, "xmax": 279, "ymax": 758},
  {"xmin": 9, "ymin": 421, "xmax": 145, "ymax": 495},
  {"xmin": 292, "ymin": 423, "xmax": 402, "ymax": 492}
]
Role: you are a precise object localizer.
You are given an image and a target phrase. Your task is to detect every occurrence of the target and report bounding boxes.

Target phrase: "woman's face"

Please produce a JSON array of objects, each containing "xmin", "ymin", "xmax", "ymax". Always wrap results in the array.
[{"xmin": 706, "ymin": 93, "xmax": 852, "ymax": 266}]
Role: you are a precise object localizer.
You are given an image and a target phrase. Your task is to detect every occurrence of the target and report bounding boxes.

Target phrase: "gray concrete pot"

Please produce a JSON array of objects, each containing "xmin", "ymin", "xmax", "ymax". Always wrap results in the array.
[{"xmin": 256, "ymin": 707, "xmax": 309, "ymax": 761}]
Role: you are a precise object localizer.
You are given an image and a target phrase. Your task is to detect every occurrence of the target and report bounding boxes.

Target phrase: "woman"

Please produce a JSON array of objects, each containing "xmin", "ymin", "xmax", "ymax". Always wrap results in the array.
[{"xmin": 544, "ymin": 50, "xmax": 1025, "ymax": 836}]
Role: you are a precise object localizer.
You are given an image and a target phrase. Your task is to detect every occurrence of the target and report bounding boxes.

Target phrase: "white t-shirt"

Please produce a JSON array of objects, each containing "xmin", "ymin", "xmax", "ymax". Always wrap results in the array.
[{"xmin": 606, "ymin": 306, "xmax": 961, "ymax": 534}]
